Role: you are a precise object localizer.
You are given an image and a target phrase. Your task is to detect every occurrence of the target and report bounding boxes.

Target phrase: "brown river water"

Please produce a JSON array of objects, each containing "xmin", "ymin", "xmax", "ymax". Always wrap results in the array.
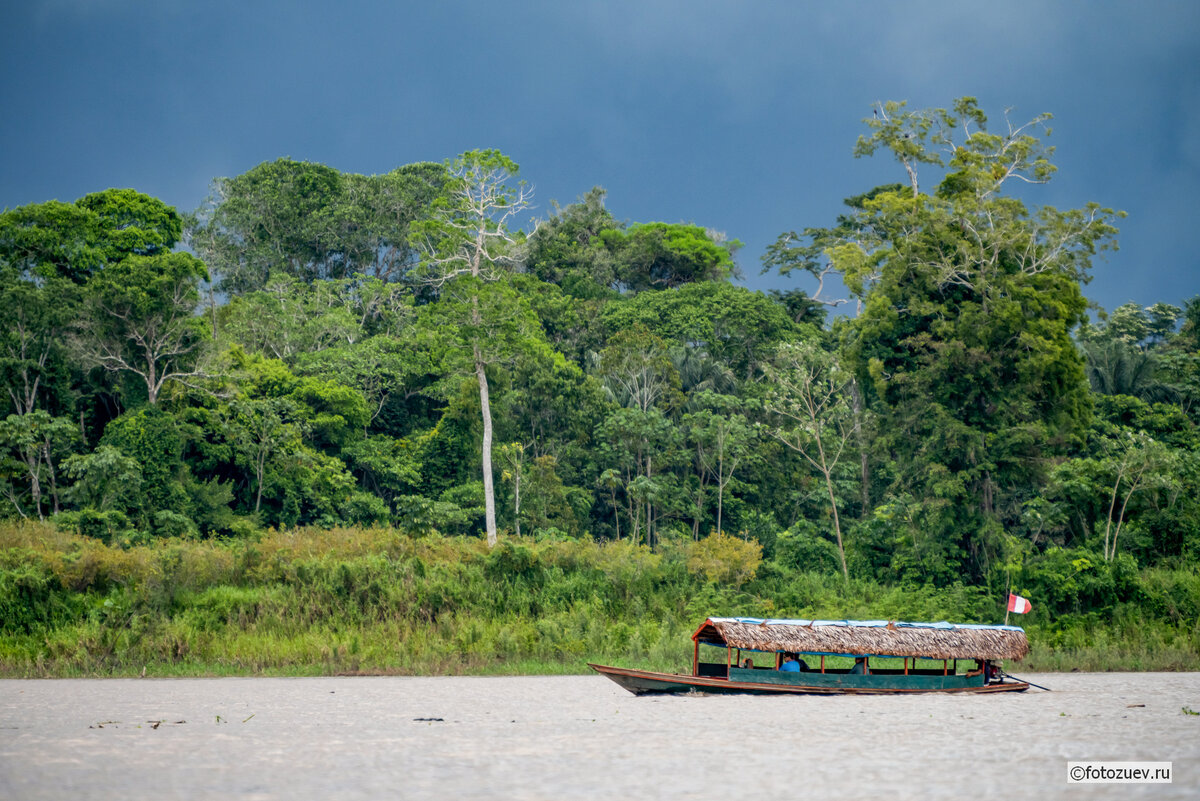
[{"xmin": 1, "ymin": 672, "xmax": 1196, "ymax": 800}]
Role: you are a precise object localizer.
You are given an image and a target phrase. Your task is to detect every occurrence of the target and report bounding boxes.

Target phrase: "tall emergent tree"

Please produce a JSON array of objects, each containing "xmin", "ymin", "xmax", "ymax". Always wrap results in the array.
[
  {"xmin": 0, "ymin": 188, "xmax": 184, "ymax": 418},
  {"xmin": 75, "ymin": 252, "xmax": 211, "ymax": 406},
  {"xmin": 0, "ymin": 271, "xmax": 76, "ymax": 418},
  {"xmin": 770, "ymin": 98, "xmax": 1124, "ymax": 578},
  {"xmin": 415, "ymin": 150, "xmax": 533, "ymax": 547},
  {"xmin": 686, "ymin": 396, "xmax": 756, "ymax": 539},
  {"xmin": 764, "ymin": 340, "xmax": 854, "ymax": 581},
  {"xmin": 0, "ymin": 410, "xmax": 77, "ymax": 519},
  {"xmin": 187, "ymin": 158, "xmax": 446, "ymax": 293}
]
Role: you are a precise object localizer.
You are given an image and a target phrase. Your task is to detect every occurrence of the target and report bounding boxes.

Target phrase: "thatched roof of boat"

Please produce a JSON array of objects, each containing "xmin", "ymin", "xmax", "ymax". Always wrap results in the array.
[{"xmin": 694, "ymin": 618, "xmax": 1029, "ymax": 661}]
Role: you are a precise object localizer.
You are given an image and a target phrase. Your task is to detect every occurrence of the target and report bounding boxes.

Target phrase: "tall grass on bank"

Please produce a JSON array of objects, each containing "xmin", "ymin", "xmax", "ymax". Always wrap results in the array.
[{"xmin": 1, "ymin": 521, "xmax": 1197, "ymax": 677}]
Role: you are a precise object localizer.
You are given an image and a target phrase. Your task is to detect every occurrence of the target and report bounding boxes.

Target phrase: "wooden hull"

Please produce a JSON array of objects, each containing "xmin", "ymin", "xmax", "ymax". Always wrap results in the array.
[{"xmin": 588, "ymin": 663, "xmax": 1029, "ymax": 696}]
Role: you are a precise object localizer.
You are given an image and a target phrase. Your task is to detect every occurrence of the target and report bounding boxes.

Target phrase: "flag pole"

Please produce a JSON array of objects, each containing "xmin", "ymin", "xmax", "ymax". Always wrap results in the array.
[{"xmin": 1004, "ymin": 572, "xmax": 1011, "ymax": 626}]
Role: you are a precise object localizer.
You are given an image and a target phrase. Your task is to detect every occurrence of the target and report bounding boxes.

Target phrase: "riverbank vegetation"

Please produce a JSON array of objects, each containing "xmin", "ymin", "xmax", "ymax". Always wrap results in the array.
[
  {"xmin": 2, "ymin": 98, "xmax": 1198, "ymax": 676},
  {"xmin": 1, "ymin": 522, "xmax": 1196, "ymax": 677}
]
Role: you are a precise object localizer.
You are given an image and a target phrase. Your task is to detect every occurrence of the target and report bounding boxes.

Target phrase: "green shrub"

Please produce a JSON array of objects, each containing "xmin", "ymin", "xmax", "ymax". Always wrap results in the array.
[
  {"xmin": 485, "ymin": 541, "xmax": 541, "ymax": 584},
  {"xmin": 1020, "ymin": 548, "xmax": 1141, "ymax": 616},
  {"xmin": 67, "ymin": 508, "xmax": 146, "ymax": 546},
  {"xmin": 774, "ymin": 521, "xmax": 843, "ymax": 575},
  {"xmin": 341, "ymin": 491, "xmax": 390, "ymax": 526},
  {"xmin": 154, "ymin": 510, "xmax": 198, "ymax": 539},
  {"xmin": 686, "ymin": 532, "xmax": 762, "ymax": 588},
  {"xmin": 0, "ymin": 564, "xmax": 74, "ymax": 634}
]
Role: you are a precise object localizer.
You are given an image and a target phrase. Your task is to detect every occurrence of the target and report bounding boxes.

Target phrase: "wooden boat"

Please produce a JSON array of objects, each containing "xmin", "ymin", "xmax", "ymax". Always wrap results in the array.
[{"xmin": 589, "ymin": 617, "xmax": 1031, "ymax": 695}]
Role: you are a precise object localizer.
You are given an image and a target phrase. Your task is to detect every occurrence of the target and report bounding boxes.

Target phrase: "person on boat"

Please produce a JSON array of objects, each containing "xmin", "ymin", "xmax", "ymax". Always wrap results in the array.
[
  {"xmin": 779, "ymin": 653, "xmax": 810, "ymax": 672},
  {"xmin": 742, "ymin": 657, "xmax": 754, "ymax": 669},
  {"xmin": 849, "ymin": 657, "xmax": 870, "ymax": 675}
]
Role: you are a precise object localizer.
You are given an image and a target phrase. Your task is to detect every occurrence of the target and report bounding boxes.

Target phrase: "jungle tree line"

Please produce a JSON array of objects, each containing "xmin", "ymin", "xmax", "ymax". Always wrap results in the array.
[{"xmin": 2, "ymin": 98, "xmax": 1198, "ymax": 598}]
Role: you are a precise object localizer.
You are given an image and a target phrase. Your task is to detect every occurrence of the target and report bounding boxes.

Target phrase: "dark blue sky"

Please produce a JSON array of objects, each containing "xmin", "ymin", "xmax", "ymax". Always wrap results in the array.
[{"xmin": 3, "ymin": 1, "xmax": 1198, "ymax": 315}]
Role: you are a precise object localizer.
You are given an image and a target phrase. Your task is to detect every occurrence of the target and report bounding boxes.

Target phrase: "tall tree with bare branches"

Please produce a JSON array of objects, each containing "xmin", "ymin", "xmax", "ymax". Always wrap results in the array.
[
  {"xmin": 74, "ymin": 252, "xmax": 210, "ymax": 406},
  {"xmin": 414, "ymin": 150, "xmax": 533, "ymax": 547},
  {"xmin": 764, "ymin": 340, "xmax": 855, "ymax": 581}
]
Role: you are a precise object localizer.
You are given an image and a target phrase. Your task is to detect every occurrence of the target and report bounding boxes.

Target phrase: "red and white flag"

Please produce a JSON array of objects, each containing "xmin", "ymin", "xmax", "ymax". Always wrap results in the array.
[{"xmin": 1007, "ymin": 593, "xmax": 1032, "ymax": 614}]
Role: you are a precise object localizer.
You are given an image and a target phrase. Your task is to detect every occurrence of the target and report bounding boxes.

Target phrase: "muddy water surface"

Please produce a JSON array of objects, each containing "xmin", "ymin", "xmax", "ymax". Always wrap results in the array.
[{"xmin": 1, "ymin": 672, "xmax": 1197, "ymax": 799}]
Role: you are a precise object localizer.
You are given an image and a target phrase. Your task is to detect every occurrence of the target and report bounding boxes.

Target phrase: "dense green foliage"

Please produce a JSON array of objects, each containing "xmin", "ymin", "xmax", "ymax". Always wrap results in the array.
[
  {"xmin": 1, "ymin": 98, "xmax": 1197, "ymax": 674},
  {"xmin": 1, "ymin": 522, "xmax": 1195, "ymax": 676}
]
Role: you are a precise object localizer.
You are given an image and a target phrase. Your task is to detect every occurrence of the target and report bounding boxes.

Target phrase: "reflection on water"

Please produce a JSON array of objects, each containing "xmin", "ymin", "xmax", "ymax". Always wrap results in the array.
[{"xmin": 1, "ymin": 673, "xmax": 1197, "ymax": 799}]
